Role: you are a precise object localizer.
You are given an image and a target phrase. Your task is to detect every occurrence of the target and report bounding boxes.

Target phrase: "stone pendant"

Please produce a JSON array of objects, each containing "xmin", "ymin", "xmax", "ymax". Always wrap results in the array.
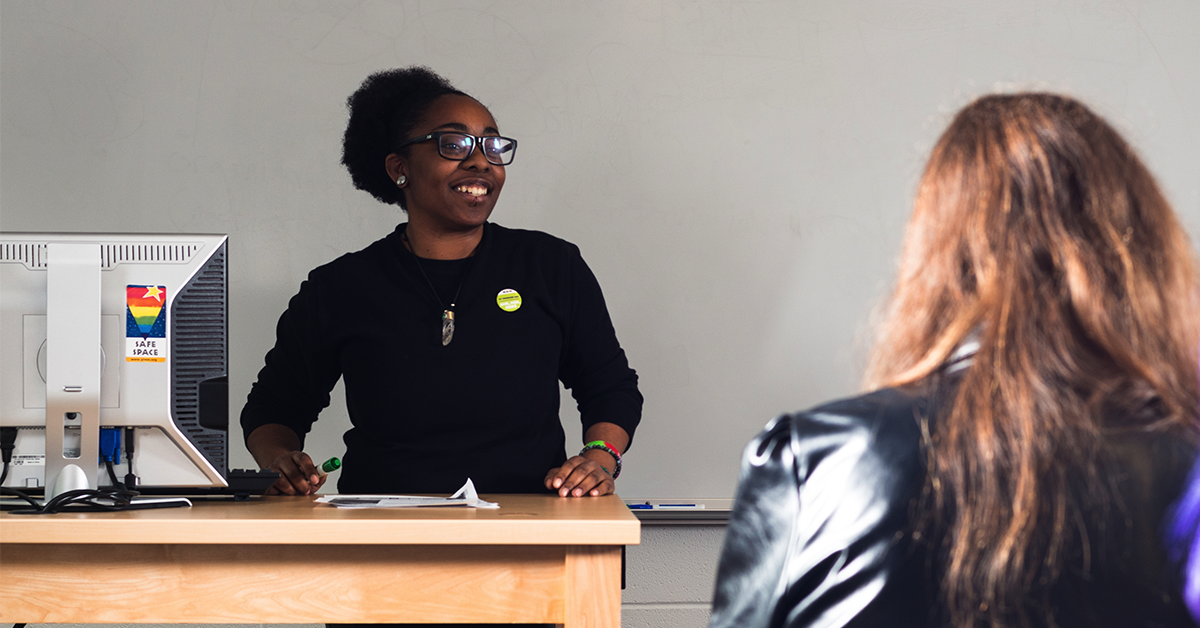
[{"xmin": 442, "ymin": 309, "xmax": 455, "ymax": 346}]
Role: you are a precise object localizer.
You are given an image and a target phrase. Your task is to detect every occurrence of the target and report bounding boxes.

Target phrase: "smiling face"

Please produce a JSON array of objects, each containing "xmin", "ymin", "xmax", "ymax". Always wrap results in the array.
[{"xmin": 389, "ymin": 95, "xmax": 507, "ymax": 234}]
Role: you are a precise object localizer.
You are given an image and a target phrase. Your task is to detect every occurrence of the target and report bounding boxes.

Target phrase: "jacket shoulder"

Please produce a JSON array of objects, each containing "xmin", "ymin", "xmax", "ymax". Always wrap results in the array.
[
  {"xmin": 759, "ymin": 387, "xmax": 926, "ymax": 480},
  {"xmin": 711, "ymin": 387, "xmax": 929, "ymax": 628}
]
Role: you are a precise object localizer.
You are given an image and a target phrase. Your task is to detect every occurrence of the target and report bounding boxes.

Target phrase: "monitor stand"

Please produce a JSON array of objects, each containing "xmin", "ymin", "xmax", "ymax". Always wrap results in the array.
[
  {"xmin": 50, "ymin": 463, "xmax": 91, "ymax": 496},
  {"xmin": 44, "ymin": 242, "xmax": 102, "ymax": 499}
]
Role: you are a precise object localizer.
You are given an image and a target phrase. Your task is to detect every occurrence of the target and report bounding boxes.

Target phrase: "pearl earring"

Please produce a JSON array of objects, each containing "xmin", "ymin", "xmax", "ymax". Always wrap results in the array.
[{"xmin": 396, "ymin": 175, "xmax": 407, "ymax": 187}]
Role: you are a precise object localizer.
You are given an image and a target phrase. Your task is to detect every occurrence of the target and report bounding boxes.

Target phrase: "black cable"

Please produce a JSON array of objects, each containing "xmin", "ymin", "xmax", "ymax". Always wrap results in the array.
[
  {"xmin": 1, "ymin": 486, "xmax": 42, "ymax": 508},
  {"xmin": 0, "ymin": 427, "xmax": 16, "ymax": 487},
  {"xmin": 7, "ymin": 487, "xmax": 140, "ymax": 515},
  {"xmin": 1, "ymin": 428, "xmax": 148, "ymax": 514},
  {"xmin": 124, "ymin": 426, "xmax": 138, "ymax": 489},
  {"xmin": 105, "ymin": 459, "xmax": 122, "ymax": 487}
]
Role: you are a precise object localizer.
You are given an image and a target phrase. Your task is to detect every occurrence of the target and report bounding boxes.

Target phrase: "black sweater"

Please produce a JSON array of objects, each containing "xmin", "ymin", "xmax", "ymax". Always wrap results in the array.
[{"xmin": 240, "ymin": 222, "xmax": 642, "ymax": 494}]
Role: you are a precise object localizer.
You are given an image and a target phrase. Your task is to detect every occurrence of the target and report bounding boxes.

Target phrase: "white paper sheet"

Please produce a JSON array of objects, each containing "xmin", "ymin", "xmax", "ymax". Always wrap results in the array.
[{"xmin": 316, "ymin": 478, "xmax": 499, "ymax": 509}]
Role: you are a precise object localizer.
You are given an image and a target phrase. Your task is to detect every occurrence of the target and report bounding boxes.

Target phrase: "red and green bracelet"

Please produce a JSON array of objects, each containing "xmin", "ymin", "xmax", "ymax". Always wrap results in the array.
[{"xmin": 580, "ymin": 440, "xmax": 622, "ymax": 479}]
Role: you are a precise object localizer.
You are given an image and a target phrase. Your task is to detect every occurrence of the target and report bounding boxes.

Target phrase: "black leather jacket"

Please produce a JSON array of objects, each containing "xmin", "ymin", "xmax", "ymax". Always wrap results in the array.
[{"xmin": 709, "ymin": 383, "xmax": 1196, "ymax": 628}]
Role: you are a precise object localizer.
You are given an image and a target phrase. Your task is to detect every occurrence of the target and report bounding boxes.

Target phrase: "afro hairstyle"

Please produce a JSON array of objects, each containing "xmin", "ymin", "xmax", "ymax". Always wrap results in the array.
[{"xmin": 340, "ymin": 66, "xmax": 469, "ymax": 209}]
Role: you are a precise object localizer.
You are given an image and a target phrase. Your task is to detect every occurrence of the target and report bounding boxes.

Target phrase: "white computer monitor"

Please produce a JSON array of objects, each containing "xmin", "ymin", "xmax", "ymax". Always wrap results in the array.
[{"xmin": 0, "ymin": 233, "xmax": 231, "ymax": 498}]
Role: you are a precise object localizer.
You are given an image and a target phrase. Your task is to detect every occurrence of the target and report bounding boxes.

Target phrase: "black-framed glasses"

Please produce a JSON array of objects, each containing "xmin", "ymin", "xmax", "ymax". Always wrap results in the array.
[{"xmin": 396, "ymin": 131, "xmax": 517, "ymax": 166}]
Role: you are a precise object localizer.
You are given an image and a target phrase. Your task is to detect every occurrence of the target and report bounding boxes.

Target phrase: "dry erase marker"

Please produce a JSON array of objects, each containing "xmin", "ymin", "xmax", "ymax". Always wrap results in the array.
[{"xmin": 317, "ymin": 457, "xmax": 341, "ymax": 477}]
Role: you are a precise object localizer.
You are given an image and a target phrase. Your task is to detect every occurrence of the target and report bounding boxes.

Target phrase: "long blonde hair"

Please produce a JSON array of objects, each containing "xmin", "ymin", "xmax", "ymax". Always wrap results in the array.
[{"xmin": 866, "ymin": 93, "xmax": 1200, "ymax": 626}]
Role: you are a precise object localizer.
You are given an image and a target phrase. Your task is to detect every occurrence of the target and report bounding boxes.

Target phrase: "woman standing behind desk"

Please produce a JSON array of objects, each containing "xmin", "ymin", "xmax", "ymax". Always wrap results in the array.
[{"xmin": 241, "ymin": 67, "xmax": 641, "ymax": 499}]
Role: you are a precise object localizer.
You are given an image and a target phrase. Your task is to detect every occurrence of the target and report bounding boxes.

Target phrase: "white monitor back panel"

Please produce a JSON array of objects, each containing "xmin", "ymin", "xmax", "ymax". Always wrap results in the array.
[{"xmin": 0, "ymin": 233, "xmax": 229, "ymax": 489}]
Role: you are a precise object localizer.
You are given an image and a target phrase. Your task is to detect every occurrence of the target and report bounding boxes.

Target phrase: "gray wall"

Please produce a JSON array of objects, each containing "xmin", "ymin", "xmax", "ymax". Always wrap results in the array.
[
  {"xmin": 623, "ymin": 523, "xmax": 726, "ymax": 627},
  {"xmin": 2, "ymin": 1, "xmax": 1198, "ymax": 504}
]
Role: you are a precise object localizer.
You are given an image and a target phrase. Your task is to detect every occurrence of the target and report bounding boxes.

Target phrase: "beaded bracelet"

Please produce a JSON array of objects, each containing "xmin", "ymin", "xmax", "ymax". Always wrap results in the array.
[{"xmin": 580, "ymin": 440, "xmax": 622, "ymax": 479}]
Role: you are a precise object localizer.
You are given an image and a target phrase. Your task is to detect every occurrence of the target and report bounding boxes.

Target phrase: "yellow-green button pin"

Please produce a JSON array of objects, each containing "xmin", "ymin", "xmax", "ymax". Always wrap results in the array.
[{"xmin": 496, "ymin": 288, "xmax": 522, "ymax": 312}]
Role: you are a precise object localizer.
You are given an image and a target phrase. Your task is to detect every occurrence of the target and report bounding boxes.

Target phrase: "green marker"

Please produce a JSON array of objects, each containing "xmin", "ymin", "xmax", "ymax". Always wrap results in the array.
[{"xmin": 317, "ymin": 457, "xmax": 341, "ymax": 477}]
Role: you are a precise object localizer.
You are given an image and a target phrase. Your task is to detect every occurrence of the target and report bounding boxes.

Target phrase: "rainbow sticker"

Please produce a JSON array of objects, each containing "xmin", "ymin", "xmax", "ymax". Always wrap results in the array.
[{"xmin": 126, "ymin": 285, "xmax": 167, "ymax": 362}]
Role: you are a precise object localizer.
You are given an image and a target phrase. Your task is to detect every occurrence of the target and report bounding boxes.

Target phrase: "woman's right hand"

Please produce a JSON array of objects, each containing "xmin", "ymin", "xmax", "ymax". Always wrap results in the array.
[
  {"xmin": 246, "ymin": 424, "xmax": 325, "ymax": 495},
  {"xmin": 264, "ymin": 450, "xmax": 325, "ymax": 495}
]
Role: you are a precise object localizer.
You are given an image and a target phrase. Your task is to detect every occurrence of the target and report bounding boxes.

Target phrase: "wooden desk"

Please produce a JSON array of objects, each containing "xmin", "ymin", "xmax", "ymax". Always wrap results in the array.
[{"xmin": 0, "ymin": 494, "xmax": 640, "ymax": 626}]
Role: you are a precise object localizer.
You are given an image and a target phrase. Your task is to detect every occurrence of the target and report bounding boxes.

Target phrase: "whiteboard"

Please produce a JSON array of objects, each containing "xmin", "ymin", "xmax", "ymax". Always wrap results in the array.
[{"xmin": 2, "ymin": 0, "xmax": 1197, "ymax": 499}]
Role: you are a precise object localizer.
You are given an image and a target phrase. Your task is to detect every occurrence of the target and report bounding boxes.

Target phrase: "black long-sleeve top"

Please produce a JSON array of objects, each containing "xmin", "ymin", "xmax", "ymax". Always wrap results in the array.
[{"xmin": 240, "ymin": 222, "xmax": 642, "ymax": 494}]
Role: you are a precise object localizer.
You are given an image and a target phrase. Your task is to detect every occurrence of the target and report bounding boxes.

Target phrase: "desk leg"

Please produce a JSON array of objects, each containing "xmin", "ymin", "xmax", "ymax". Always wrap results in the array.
[{"xmin": 562, "ymin": 545, "xmax": 621, "ymax": 628}]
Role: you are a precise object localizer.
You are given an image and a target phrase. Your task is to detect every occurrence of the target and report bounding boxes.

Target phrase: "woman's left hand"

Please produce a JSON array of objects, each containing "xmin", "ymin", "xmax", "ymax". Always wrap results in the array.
[{"xmin": 544, "ymin": 454, "xmax": 615, "ymax": 497}]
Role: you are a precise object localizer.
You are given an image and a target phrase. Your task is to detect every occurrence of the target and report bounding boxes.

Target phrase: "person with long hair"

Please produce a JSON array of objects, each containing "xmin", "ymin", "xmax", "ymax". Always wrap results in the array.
[{"xmin": 708, "ymin": 93, "xmax": 1200, "ymax": 628}]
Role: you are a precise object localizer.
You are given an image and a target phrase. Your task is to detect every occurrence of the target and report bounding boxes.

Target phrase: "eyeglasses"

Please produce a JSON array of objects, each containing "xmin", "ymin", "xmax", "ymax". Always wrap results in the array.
[{"xmin": 396, "ymin": 131, "xmax": 518, "ymax": 166}]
